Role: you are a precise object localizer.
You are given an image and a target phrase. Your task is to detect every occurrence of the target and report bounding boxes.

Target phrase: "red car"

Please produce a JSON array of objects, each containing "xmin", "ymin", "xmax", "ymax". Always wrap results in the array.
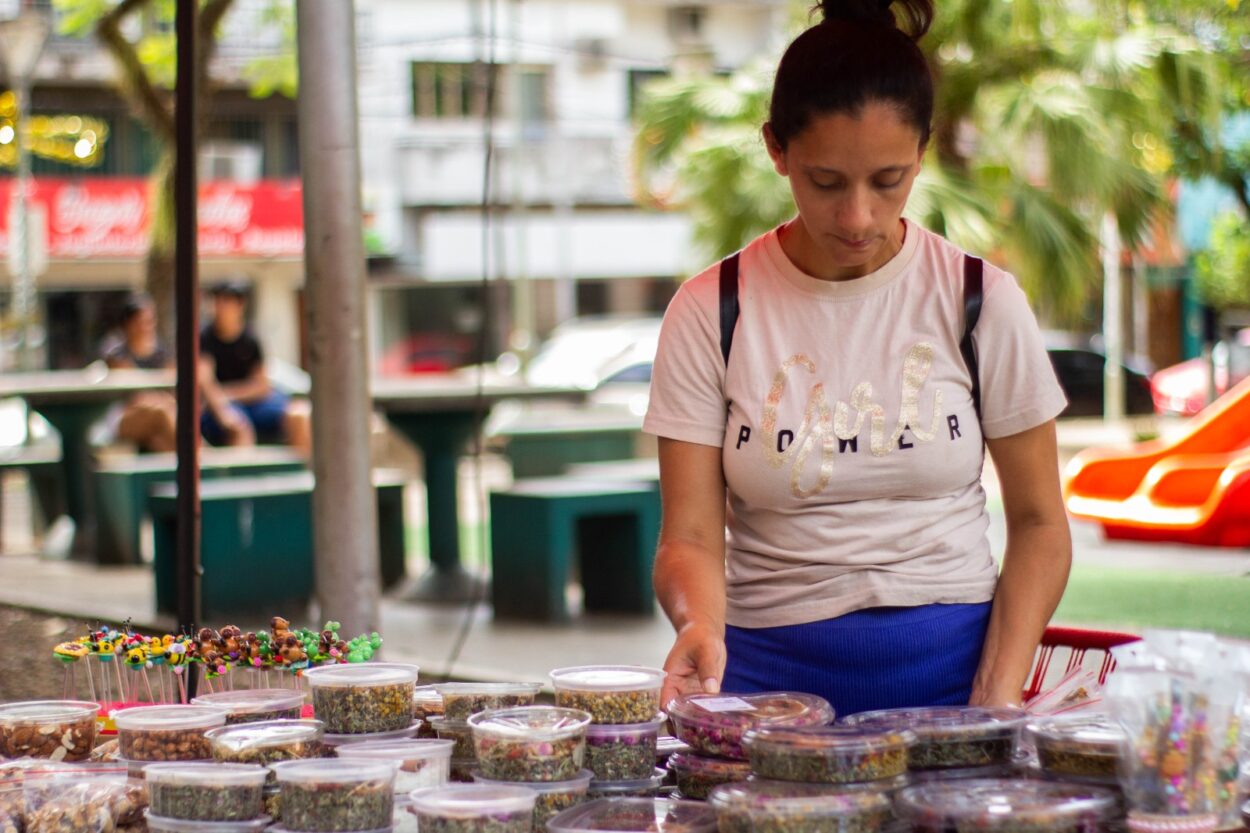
[{"xmin": 1150, "ymin": 329, "xmax": 1250, "ymax": 416}]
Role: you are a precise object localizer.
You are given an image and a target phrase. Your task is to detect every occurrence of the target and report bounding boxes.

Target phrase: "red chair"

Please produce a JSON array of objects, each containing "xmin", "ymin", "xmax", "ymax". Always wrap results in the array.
[{"xmin": 1024, "ymin": 625, "xmax": 1140, "ymax": 702}]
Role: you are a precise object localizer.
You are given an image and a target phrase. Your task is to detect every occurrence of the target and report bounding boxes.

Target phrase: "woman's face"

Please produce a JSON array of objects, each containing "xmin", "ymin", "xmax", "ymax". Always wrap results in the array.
[{"xmin": 766, "ymin": 101, "xmax": 924, "ymax": 278}]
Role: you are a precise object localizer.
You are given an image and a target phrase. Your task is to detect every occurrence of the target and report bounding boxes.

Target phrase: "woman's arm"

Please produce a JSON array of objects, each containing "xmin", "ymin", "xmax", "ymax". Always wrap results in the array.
[
  {"xmin": 970, "ymin": 419, "xmax": 1072, "ymax": 707},
  {"xmin": 654, "ymin": 436, "xmax": 729, "ymax": 706}
]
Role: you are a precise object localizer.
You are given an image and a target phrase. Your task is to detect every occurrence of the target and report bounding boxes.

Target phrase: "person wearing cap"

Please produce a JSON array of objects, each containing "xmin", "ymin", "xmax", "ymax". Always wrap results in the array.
[{"xmin": 101, "ymin": 292, "xmax": 176, "ymax": 452}]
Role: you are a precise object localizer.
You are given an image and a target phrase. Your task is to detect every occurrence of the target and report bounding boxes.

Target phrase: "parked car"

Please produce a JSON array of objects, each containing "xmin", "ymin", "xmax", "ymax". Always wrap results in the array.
[
  {"xmin": 1042, "ymin": 332, "xmax": 1155, "ymax": 418},
  {"xmin": 377, "ymin": 332, "xmax": 475, "ymax": 376},
  {"xmin": 1150, "ymin": 328, "xmax": 1250, "ymax": 416}
]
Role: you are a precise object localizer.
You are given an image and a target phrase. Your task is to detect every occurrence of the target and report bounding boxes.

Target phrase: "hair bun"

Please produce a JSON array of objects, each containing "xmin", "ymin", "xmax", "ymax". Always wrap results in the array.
[{"xmin": 817, "ymin": 0, "xmax": 933, "ymax": 40}]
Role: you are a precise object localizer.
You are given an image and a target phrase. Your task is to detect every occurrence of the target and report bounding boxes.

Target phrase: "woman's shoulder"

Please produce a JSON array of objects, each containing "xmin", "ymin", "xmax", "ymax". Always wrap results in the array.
[{"xmin": 909, "ymin": 221, "xmax": 1015, "ymax": 297}]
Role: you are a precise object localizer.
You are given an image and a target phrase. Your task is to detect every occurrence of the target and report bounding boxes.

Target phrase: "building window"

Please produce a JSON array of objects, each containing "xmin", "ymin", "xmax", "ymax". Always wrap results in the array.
[
  {"xmin": 411, "ymin": 61, "xmax": 550, "ymax": 123},
  {"xmin": 628, "ymin": 69, "xmax": 669, "ymax": 118}
]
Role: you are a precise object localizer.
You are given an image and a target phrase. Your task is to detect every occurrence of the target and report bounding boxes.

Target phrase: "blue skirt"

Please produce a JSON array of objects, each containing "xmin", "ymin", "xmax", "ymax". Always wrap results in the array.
[{"xmin": 721, "ymin": 603, "xmax": 992, "ymax": 718}]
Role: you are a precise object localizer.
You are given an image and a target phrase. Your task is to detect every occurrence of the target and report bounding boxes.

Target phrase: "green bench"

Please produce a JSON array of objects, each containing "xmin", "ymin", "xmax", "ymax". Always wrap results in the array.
[
  {"xmin": 563, "ymin": 458, "xmax": 660, "ymax": 488},
  {"xmin": 488, "ymin": 478, "xmax": 660, "ymax": 621},
  {"xmin": 495, "ymin": 418, "xmax": 642, "ymax": 478},
  {"xmin": 94, "ymin": 448, "xmax": 309, "ymax": 565},
  {"xmin": 150, "ymin": 470, "xmax": 408, "ymax": 618},
  {"xmin": 0, "ymin": 443, "xmax": 62, "ymax": 550}
]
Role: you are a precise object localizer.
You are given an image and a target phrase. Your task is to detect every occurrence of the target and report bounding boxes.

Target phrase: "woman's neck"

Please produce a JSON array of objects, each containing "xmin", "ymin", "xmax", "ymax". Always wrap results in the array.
[{"xmin": 779, "ymin": 217, "xmax": 906, "ymax": 282}]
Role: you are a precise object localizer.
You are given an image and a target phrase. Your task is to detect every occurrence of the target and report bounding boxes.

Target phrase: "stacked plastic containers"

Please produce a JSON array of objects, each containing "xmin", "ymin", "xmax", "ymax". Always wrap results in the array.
[
  {"xmin": 430, "ymin": 683, "xmax": 541, "ymax": 783},
  {"xmin": 338, "ymin": 738, "xmax": 456, "ymax": 833},
  {"xmin": 271, "ymin": 759, "xmax": 397, "ymax": 833},
  {"xmin": 466, "ymin": 705, "xmax": 594, "ymax": 829},
  {"xmin": 407, "ymin": 784, "xmax": 537, "ymax": 833},
  {"xmin": 144, "ymin": 761, "xmax": 271, "ymax": 833},
  {"xmin": 709, "ymin": 780, "xmax": 894, "ymax": 833},
  {"xmin": 192, "ymin": 689, "xmax": 307, "ymax": 725},
  {"xmin": 206, "ymin": 719, "xmax": 329, "ymax": 825},
  {"xmin": 112, "ymin": 704, "xmax": 230, "ymax": 776},
  {"xmin": 843, "ymin": 706, "xmax": 1027, "ymax": 781},
  {"xmin": 895, "ymin": 779, "xmax": 1119, "ymax": 833},
  {"xmin": 550, "ymin": 666, "xmax": 668, "ymax": 799},
  {"xmin": 546, "ymin": 797, "xmax": 719, "ymax": 833},
  {"xmin": 302, "ymin": 663, "xmax": 420, "ymax": 747},
  {"xmin": 1025, "ymin": 715, "xmax": 1129, "ymax": 827},
  {"xmin": 665, "ymin": 691, "xmax": 833, "ymax": 800}
]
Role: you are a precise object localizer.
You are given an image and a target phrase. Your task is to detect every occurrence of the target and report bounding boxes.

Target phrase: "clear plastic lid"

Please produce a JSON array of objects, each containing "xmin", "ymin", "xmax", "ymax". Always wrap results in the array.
[
  {"xmin": 1025, "ymin": 715, "xmax": 1127, "ymax": 753},
  {"xmin": 467, "ymin": 706, "xmax": 591, "ymax": 740},
  {"xmin": 588, "ymin": 768, "xmax": 668, "ymax": 793},
  {"xmin": 709, "ymin": 780, "xmax": 891, "ymax": 816},
  {"xmin": 301, "ymin": 663, "xmax": 419, "ymax": 688},
  {"xmin": 895, "ymin": 778, "xmax": 1118, "ymax": 827},
  {"xmin": 205, "ymin": 720, "xmax": 324, "ymax": 752},
  {"xmin": 143, "ymin": 762, "xmax": 268, "ymax": 787},
  {"xmin": 0, "ymin": 700, "xmax": 99, "ymax": 725},
  {"xmin": 586, "ymin": 717, "xmax": 666, "ymax": 741},
  {"xmin": 547, "ymin": 797, "xmax": 718, "ymax": 833},
  {"xmin": 668, "ymin": 752, "xmax": 752, "ymax": 776},
  {"xmin": 667, "ymin": 692, "xmax": 834, "ymax": 731},
  {"xmin": 112, "ymin": 705, "xmax": 229, "ymax": 731},
  {"xmin": 434, "ymin": 682, "xmax": 543, "ymax": 698},
  {"xmin": 322, "ymin": 723, "xmax": 419, "ymax": 747},
  {"xmin": 268, "ymin": 827, "xmax": 390, "ymax": 833},
  {"xmin": 908, "ymin": 763, "xmax": 1018, "ymax": 783},
  {"xmin": 743, "ymin": 725, "xmax": 916, "ymax": 756},
  {"xmin": 192, "ymin": 689, "xmax": 306, "ymax": 716},
  {"xmin": 407, "ymin": 784, "xmax": 536, "ymax": 817},
  {"xmin": 657, "ymin": 737, "xmax": 690, "ymax": 756},
  {"xmin": 471, "ymin": 769, "xmax": 594, "ymax": 794},
  {"xmin": 335, "ymin": 739, "xmax": 455, "ymax": 763},
  {"xmin": 844, "ymin": 705, "xmax": 1026, "ymax": 739},
  {"xmin": 144, "ymin": 813, "xmax": 273, "ymax": 833},
  {"xmin": 412, "ymin": 686, "xmax": 442, "ymax": 708},
  {"xmin": 272, "ymin": 759, "xmax": 396, "ymax": 786},
  {"xmin": 550, "ymin": 666, "xmax": 667, "ymax": 692}
]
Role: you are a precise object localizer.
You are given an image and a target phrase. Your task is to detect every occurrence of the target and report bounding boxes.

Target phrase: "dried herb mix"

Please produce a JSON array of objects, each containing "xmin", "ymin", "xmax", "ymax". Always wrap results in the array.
[
  {"xmin": 554, "ymin": 690, "xmax": 660, "ymax": 725},
  {"xmin": 476, "ymin": 733, "xmax": 585, "ymax": 782},
  {"xmin": 410, "ymin": 809, "xmax": 531, "ymax": 833},
  {"xmin": 710, "ymin": 782, "xmax": 892, "ymax": 833},
  {"xmin": 744, "ymin": 727, "xmax": 913, "ymax": 784},
  {"xmin": 585, "ymin": 726, "xmax": 659, "ymax": 782},
  {"xmin": 668, "ymin": 753, "xmax": 752, "ymax": 800},
  {"xmin": 147, "ymin": 782, "xmax": 263, "ymax": 822},
  {"xmin": 311, "ymin": 683, "xmax": 412, "ymax": 735},
  {"xmin": 280, "ymin": 777, "xmax": 393, "ymax": 832}
]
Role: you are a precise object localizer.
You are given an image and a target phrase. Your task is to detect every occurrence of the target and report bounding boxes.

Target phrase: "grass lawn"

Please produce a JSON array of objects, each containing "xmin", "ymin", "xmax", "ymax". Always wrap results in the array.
[{"xmin": 1056, "ymin": 564, "xmax": 1250, "ymax": 639}]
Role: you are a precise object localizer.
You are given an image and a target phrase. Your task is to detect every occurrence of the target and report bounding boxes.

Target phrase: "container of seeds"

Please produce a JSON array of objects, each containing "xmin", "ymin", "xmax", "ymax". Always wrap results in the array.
[
  {"xmin": 274, "ymin": 759, "xmax": 396, "ymax": 833},
  {"xmin": 407, "ymin": 784, "xmax": 536, "ymax": 833},
  {"xmin": 843, "ymin": 706, "xmax": 1025, "ymax": 770},
  {"xmin": 895, "ymin": 778, "xmax": 1119, "ymax": 833},
  {"xmin": 207, "ymin": 720, "xmax": 326, "ymax": 771},
  {"xmin": 322, "ymin": 724, "xmax": 419, "ymax": 748},
  {"xmin": 144, "ymin": 814, "xmax": 274, "ymax": 833},
  {"xmin": 547, "ymin": 797, "xmax": 719, "ymax": 833},
  {"xmin": 145, "ymin": 762, "xmax": 267, "ymax": 822},
  {"xmin": 0, "ymin": 701, "xmax": 99, "ymax": 762},
  {"xmin": 551, "ymin": 666, "xmax": 666, "ymax": 725},
  {"xmin": 584, "ymin": 717, "xmax": 665, "ymax": 782},
  {"xmin": 192, "ymin": 690, "xmax": 306, "ymax": 725},
  {"xmin": 709, "ymin": 780, "xmax": 893, "ymax": 833},
  {"xmin": 667, "ymin": 752, "xmax": 752, "ymax": 800},
  {"xmin": 1026, "ymin": 716, "xmax": 1126, "ymax": 783},
  {"xmin": 586, "ymin": 768, "xmax": 668, "ymax": 799},
  {"xmin": 113, "ymin": 705, "xmax": 228, "ymax": 762},
  {"xmin": 468, "ymin": 706, "xmax": 590, "ymax": 782},
  {"xmin": 434, "ymin": 683, "xmax": 543, "ymax": 720},
  {"xmin": 667, "ymin": 693, "xmax": 834, "ymax": 761},
  {"xmin": 336, "ymin": 739, "xmax": 454, "ymax": 793},
  {"xmin": 302, "ymin": 663, "xmax": 419, "ymax": 735},
  {"xmin": 472, "ymin": 769, "xmax": 593, "ymax": 829},
  {"xmin": 743, "ymin": 725, "xmax": 915, "ymax": 785}
]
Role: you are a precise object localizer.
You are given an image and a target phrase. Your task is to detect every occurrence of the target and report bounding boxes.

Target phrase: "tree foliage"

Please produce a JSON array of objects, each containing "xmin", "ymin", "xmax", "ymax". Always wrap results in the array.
[{"xmin": 1195, "ymin": 211, "xmax": 1250, "ymax": 309}]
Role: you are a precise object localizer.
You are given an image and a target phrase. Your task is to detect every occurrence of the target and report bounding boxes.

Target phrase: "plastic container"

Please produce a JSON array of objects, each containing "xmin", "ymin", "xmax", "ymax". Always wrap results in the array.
[
  {"xmin": 322, "ymin": 724, "xmax": 419, "ymax": 748},
  {"xmin": 336, "ymin": 739, "xmax": 454, "ymax": 793},
  {"xmin": 896, "ymin": 778, "xmax": 1119, "ymax": 833},
  {"xmin": 667, "ymin": 752, "xmax": 752, "ymax": 801},
  {"xmin": 843, "ymin": 706, "xmax": 1025, "ymax": 770},
  {"xmin": 467, "ymin": 706, "xmax": 590, "ymax": 782},
  {"xmin": 709, "ymin": 780, "xmax": 893, "ymax": 833},
  {"xmin": 274, "ymin": 759, "xmax": 396, "ymax": 833},
  {"xmin": 112, "ymin": 705, "xmax": 228, "ymax": 762},
  {"xmin": 426, "ymin": 718, "xmax": 475, "ymax": 760},
  {"xmin": 550, "ymin": 666, "xmax": 666, "ymax": 725},
  {"xmin": 192, "ymin": 689, "xmax": 306, "ymax": 725},
  {"xmin": 472, "ymin": 769, "xmax": 593, "ymax": 829},
  {"xmin": 0, "ymin": 701, "xmax": 99, "ymax": 762},
  {"xmin": 145, "ymin": 762, "xmax": 267, "ymax": 821},
  {"xmin": 584, "ymin": 717, "xmax": 665, "ymax": 782},
  {"xmin": 586, "ymin": 768, "xmax": 669, "ymax": 799},
  {"xmin": 667, "ymin": 692, "xmax": 834, "ymax": 760},
  {"xmin": 657, "ymin": 736, "xmax": 690, "ymax": 764},
  {"xmin": 407, "ymin": 784, "xmax": 536, "ymax": 833},
  {"xmin": 547, "ymin": 797, "xmax": 719, "ymax": 833},
  {"xmin": 434, "ymin": 683, "xmax": 543, "ymax": 720},
  {"xmin": 302, "ymin": 663, "xmax": 419, "ymax": 735},
  {"xmin": 743, "ymin": 725, "xmax": 914, "ymax": 785},
  {"xmin": 412, "ymin": 687, "xmax": 443, "ymax": 738},
  {"xmin": 144, "ymin": 813, "xmax": 273, "ymax": 833},
  {"xmin": 268, "ymin": 826, "xmax": 390, "ymax": 833},
  {"xmin": 264, "ymin": 784, "xmax": 282, "ymax": 823},
  {"xmin": 1026, "ymin": 716, "xmax": 1126, "ymax": 782},
  {"xmin": 206, "ymin": 720, "xmax": 326, "ymax": 770}
]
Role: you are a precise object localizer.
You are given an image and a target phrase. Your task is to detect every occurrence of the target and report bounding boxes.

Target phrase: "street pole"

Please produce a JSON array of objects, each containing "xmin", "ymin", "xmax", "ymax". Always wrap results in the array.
[
  {"xmin": 296, "ymin": 0, "xmax": 380, "ymax": 637},
  {"xmin": 12, "ymin": 77, "xmax": 32, "ymax": 369},
  {"xmin": 1101, "ymin": 212, "xmax": 1125, "ymax": 423}
]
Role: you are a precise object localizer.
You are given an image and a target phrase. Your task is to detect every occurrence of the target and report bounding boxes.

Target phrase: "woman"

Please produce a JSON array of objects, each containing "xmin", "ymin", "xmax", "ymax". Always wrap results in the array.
[
  {"xmin": 644, "ymin": 0, "xmax": 1072, "ymax": 715},
  {"xmin": 102, "ymin": 293, "xmax": 176, "ymax": 453}
]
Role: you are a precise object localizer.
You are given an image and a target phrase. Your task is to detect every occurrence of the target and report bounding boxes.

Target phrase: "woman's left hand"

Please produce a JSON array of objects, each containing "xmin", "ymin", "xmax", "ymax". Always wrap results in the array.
[{"xmin": 968, "ymin": 684, "xmax": 1023, "ymax": 709}]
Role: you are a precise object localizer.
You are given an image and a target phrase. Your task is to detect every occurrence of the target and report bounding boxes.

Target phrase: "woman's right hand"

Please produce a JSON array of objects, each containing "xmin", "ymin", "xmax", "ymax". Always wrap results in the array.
[{"xmin": 661, "ymin": 621, "xmax": 727, "ymax": 707}]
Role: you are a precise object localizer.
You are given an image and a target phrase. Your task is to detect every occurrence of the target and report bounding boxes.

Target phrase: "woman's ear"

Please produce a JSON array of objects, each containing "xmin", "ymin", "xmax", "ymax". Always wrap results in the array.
[{"xmin": 763, "ymin": 123, "xmax": 789, "ymax": 177}]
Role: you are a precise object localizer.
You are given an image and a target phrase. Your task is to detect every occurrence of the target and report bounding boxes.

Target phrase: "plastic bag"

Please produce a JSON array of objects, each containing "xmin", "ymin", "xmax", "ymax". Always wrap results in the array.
[{"xmin": 1025, "ymin": 666, "xmax": 1103, "ymax": 716}]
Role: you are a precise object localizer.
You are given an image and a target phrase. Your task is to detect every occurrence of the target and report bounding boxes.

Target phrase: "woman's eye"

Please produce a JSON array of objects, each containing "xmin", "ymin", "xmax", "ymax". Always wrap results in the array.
[
  {"xmin": 874, "ymin": 176, "xmax": 905, "ymax": 189},
  {"xmin": 812, "ymin": 179, "xmax": 842, "ymax": 190}
]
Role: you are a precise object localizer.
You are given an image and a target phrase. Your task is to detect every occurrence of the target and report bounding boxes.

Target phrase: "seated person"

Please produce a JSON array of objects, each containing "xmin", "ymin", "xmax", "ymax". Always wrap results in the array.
[
  {"xmin": 102, "ymin": 293, "xmax": 176, "ymax": 453},
  {"xmin": 199, "ymin": 281, "xmax": 310, "ymax": 452}
]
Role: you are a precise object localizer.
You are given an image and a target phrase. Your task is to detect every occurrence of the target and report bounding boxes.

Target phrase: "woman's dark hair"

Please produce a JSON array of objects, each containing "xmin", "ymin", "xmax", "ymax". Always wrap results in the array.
[{"xmin": 768, "ymin": 0, "xmax": 935, "ymax": 150}]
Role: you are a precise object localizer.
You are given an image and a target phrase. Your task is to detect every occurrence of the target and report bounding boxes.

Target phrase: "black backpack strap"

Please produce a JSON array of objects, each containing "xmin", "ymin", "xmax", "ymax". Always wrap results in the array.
[
  {"xmin": 961, "ymin": 254, "xmax": 984, "ymax": 422},
  {"xmin": 719, "ymin": 251, "xmax": 741, "ymax": 366}
]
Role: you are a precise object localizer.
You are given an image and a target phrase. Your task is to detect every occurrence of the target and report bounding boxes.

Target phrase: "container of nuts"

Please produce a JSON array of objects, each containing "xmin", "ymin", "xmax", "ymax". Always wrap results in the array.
[
  {"xmin": 709, "ymin": 780, "xmax": 894, "ymax": 833},
  {"xmin": 407, "ymin": 784, "xmax": 536, "ymax": 833},
  {"xmin": 1025, "ymin": 716, "xmax": 1125, "ymax": 783},
  {"xmin": 274, "ymin": 759, "xmax": 396, "ymax": 833},
  {"xmin": 895, "ymin": 778, "xmax": 1119, "ymax": 833},
  {"xmin": 667, "ymin": 693, "xmax": 834, "ymax": 761},
  {"xmin": 584, "ymin": 717, "xmax": 665, "ymax": 782},
  {"xmin": 336, "ymin": 739, "xmax": 455, "ymax": 793},
  {"xmin": 145, "ymin": 762, "xmax": 267, "ymax": 822},
  {"xmin": 547, "ymin": 797, "xmax": 719, "ymax": 833},
  {"xmin": 192, "ymin": 689, "xmax": 306, "ymax": 725},
  {"xmin": 743, "ymin": 726, "xmax": 915, "ymax": 785},
  {"xmin": 843, "ymin": 706, "xmax": 1025, "ymax": 771},
  {"xmin": 667, "ymin": 752, "xmax": 752, "ymax": 800},
  {"xmin": 207, "ymin": 720, "xmax": 326, "ymax": 772},
  {"xmin": 0, "ymin": 701, "xmax": 99, "ymax": 763},
  {"xmin": 550, "ymin": 666, "xmax": 665, "ymax": 725},
  {"xmin": 303, "ymin": 663, "xmax": 419, "ymax": 735},
  {"xmin": 434, "ymin": 683, "xmax": 543, "ymax": 720},
  {"xmin": 112, "ymin": 705, "xmax": 228, "ymax": 762},
  {"xmin": 145, "ymin": 813, "xmax": 273, "ymax": 833},
  {"xmin": 472, "ymin": 769, "xmax": 593, "ymax": 829},
  {"xmin": 468, "ymin": 707, "xmax": 591, "ymax": 783}
]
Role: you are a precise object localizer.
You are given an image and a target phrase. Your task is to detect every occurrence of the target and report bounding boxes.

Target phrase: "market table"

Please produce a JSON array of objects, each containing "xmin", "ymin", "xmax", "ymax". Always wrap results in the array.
[
  {"xmin": 371, "ymin": 373, "xmax": 586, "ymax": 603},
  {"xmin": 0, "ymin": 367, "xmax": 175, "ymax": 558}
]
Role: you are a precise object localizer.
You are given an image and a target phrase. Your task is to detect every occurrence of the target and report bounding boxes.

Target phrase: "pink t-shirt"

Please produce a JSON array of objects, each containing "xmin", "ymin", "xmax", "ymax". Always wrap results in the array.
[{"xmin": 643, "ymin": 220, "xmax": 1068, "ymax": 629}]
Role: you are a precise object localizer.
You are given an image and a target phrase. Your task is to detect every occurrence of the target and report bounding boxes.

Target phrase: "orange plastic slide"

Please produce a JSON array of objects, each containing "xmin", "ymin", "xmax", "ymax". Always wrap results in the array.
[{"xmin": 1063, "ymin": 374, "xmax": 1250, "ymax": 547}]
